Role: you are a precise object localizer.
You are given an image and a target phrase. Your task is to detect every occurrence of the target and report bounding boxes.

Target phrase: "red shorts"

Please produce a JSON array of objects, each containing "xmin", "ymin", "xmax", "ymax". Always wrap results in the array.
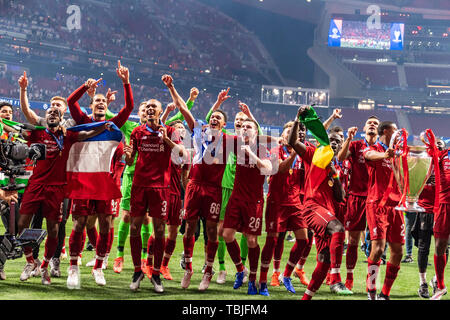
[
  {"xmin": 264, "ymin": 199, "xmax": 280, "ymax": 234},
  {"xmin": 278, "ymin": 203, "xmax": 307, "ymax": 233},
  {"xmin": 434, "ymin": 203, "xmax": 450, "ymax": 239},
  {"xmin": 184, "ymin": 181, "xmax": 222, "ymax": 223},
  {"xmin": 366, "ymin": 202, "xmax": 405, "ymax": 244},
  {"xmin": 130, "ymin": 185, "xmax": 169, "ymax": 219},
  {"xmin": 303, "ymin": 202, "xmax": 337, "ymax": 254},
  {"xmin": 223, "ymin": 195, "xmax": 264, "ymax": 236},
  {"xmin": 70, "ymin": 199, "xmax": 115, "ymax": 216},
  {"xmin": 167, "ymin": 193, "xmax": 183, "ymax": 226},
  {"xmin": 345, "ymin": 194, "xmax": 367, "ymax": 232},
  {"xmin": 20, "ymin": 184, "xmax": 65, "ymax": 223}
]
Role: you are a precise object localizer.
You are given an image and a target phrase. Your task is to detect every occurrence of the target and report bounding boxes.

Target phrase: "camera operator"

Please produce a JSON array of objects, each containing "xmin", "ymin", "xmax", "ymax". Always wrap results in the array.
[
  {"xmin": 0, "ymin": 101, "xmax": 25, "ymax": 280},
  {"xmin": 19, "ymin": 72, "xmax": 76, "ymax": 278},
  {"xmin": 17, "ymin": 106, "xmax": 113, "ymax": 285}
]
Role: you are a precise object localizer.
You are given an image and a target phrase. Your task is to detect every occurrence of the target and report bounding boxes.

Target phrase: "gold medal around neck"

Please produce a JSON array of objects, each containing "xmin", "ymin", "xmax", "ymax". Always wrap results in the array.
[
  {"xmin": 328, "ymin": 179, "xmax": 334, "ymax": 187},
  {"xmin": 289, "ymin": 168, "xmax": 293, "ymax": 175}
]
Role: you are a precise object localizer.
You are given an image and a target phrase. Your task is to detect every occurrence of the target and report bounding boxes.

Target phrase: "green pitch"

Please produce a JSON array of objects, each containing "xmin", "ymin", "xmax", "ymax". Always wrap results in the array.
[{"xmin": 0, "ymin": 217, "xmax": 448, "ymax": 300}]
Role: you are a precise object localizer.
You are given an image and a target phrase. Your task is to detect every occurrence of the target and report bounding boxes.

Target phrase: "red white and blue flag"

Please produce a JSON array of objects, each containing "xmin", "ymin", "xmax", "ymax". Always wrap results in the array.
[{"xmin": 66, "ymin": 121, "xmax": 123, "ymax": 200}]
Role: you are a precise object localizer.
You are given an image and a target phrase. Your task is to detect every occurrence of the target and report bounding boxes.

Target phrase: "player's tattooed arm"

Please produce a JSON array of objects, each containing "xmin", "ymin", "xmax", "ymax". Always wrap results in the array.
[
  {"xmin": 337, "ymin": 126, "xmax": 357, "ymax": 162},
  {"xmin": 323, "ymin": 108, "xmax": 342, "ymax": 131},
  {"xmin": 162, "ymin": 74, "xmax": 196, "ymax": 131},
  {"xmin": 277, "ymin": 149, "xmax": 297, "ymax": 174},
  {"xmin": 77, "ymin": 122, "xmax": 113, "ymax": 141}
]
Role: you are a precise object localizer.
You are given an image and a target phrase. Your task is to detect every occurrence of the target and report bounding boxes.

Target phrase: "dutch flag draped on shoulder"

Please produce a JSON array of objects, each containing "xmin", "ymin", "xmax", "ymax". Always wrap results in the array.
[
  {"xmin": 299, "ymin": 106, "xmax": 334, "ymax": 194},
  {"xmin": 66, "ymin": 121, "xmax": 123, "ymax": 200}
]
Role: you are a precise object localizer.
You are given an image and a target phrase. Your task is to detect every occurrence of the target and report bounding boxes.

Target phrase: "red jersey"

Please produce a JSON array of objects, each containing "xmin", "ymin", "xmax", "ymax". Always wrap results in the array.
[
  {"xmin": 439, "ymin": 148, "xmax": 450, "ymax": 204},
  {"xmin": 27, "ymin": 129, "xmax": 79, "ymax": 185},
  {"xmin": 131, "ymin": 125, "xmax": 180, "ymax": 188},
  {"xmin": 267, "ymin": 145, "xmax": 302, "ymax": 205},
  {"xmin": 189, "ymin": 125, "xmax": 237, "ymax": 188},
  {"xmin": 418, "ymin": 180, "xmax": 435, "ymax": 213},
  {"xmin": 347, "ymin": 139, "xmax": 370, "ymax": 196},
  {"xmin": 299, "ymin": 142, "xmax": 316, "ymax": 197},
  {"xmin": 232, "ymin": 143, "xmax": 270, "ymax": 201},
  {"xmin": 111, "ymin": 142, "xmax": 125, "ymax": 188},
  {"xmin": 363, "ymin": 142, "xmax": 401, "ymax": 206},
  {"xmin": 67, "ymin": 83, "xmax": 134, "ymax": 129}
]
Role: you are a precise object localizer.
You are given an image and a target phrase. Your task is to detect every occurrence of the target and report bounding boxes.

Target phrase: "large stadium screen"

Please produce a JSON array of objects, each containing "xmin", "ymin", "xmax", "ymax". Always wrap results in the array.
[{"xmin": 328, "ymin": 19, "xmax": 404, "ymax": 50}]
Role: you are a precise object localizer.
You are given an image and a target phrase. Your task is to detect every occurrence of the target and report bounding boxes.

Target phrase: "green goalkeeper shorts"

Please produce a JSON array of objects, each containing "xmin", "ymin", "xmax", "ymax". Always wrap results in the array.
[
  {"xmin": 120, "ymin": 173, "xmax": 134, "ymax": 212},
  {"xmin": 219, "ymin": 187, "xmax": 233, "ymax": 221}
]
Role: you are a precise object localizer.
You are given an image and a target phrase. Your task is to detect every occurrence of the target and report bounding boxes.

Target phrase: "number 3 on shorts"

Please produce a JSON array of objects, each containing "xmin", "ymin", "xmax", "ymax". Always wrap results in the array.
[{"xmin": 161, "ymin": 201, "xmax": 167, "ymax": 216}]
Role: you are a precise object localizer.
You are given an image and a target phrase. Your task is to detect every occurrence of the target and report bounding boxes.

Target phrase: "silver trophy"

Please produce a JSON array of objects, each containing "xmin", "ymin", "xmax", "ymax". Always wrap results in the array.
[{"xmin": 389, "ymin": 130, "xmax": 433, "ymax": 212}]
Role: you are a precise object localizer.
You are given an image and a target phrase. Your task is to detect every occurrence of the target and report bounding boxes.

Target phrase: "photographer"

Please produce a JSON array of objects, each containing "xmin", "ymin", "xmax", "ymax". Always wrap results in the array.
[
  {"xmin": 17, "ymin": 106, "xmax": 113, "ymax": 286},
  {"xmin": 0, "ymin": 101, "xmax": 25, "ymax": 280}
]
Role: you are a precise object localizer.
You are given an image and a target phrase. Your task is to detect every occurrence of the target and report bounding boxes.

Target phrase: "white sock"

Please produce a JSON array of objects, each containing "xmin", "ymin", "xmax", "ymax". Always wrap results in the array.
[{"xmin": 419, "ymin": 272, "xmax": 427, "ymax": 285}]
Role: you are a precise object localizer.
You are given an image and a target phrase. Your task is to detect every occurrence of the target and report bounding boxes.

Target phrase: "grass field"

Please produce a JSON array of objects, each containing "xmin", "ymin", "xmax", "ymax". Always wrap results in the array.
[{"xmin": 0, "ymin": 217, "xmax": 449, "ymax": 301}]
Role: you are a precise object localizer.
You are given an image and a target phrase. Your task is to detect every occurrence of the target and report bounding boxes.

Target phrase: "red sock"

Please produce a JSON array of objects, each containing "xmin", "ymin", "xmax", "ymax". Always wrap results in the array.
[
  {"xmin": 329, "ymin": 231, "xmax": 345, "ymax": 284},
  {"xmin": 346, "ymin": 244, "xmax": 358, "ymax": 280},
  {"xmin": 81, "ymin": 229, "xmax": 87, "ymax": 252},
  {"xmin": 204, "ymin": 240, "xmax": 219, "ymax": 275},
  {"xmin": 259, "ymin": 236, "xmax": 276, "ymax": 283},
  {"xmin": 366, "ymin": 258, "xmax": 381, "ymax": 292},
  {"xmin": 273, "ymin": 235, "xmax": 284, "ymax": 271},
  {"xmin": 147, "ymin": 235, "xmax": 155, "ymax": 266},
  {"xmin": 302, "ymin": 260, "xmax": 330, "ymax": 300},
  {"xmin": 381, "ymin": 262, "xmax": 400, "ymax": 296},
  {"xmin": 130, "ymin": 235, "xmax": 142, "ymax": 272},
  {"xmin": 152, "ymin": 237, "xmax": 166, "ymax": 276},
  {"xmin": 183, "ymin": 236, "xmax": 195, "ymax": 272},
  {"xmin": 162, "ymin": 238, "xmax": 176, "ymax": 267},
  {"xmin": 106, "ymin": 227, "xmax": 114, "ymax": 254},
  {"xmin": 86, "ymin": 226, "xmax": 98, "ymax": 248},
  {"xmin": 41, "ymin": 236, "xmax": 58, "ymax": 268},
  {"xmin": 435, "ymin": 254, "xmax": 447, "ymax": 290},
  {"xmin": 248, "ymin": 245, "xmax": 260, "ymax": 283},
  {"xmin": 69, "ymin": 230, "xmax": 83, "ymax": 266},
  {"xmin": 284, "ymin": 239, "xmax": 307, "ymax": 278},
  {"xmin": 226, "ymin": 239, "xmax": 244, "ymax": 273}
]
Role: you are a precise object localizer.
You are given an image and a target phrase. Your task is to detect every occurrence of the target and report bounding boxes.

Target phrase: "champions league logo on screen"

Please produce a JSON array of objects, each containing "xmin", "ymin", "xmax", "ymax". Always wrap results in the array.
[
  {"xmin": 328, "ymin": 19, "xmax": 342, "ymax": 47},
  {"xmin": 390, "ymin": 23, "xmax": 404, "ymax": 50}
]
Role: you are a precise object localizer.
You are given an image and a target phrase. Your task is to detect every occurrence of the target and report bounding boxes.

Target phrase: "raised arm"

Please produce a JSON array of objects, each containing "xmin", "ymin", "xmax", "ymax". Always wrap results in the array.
[
  {"xmin": 162, "ymin": 74, "xmax": 195, "ymax": 131},
  {"xmin": 288, "ymin": 107, "xmax": 309, "ymax": 157},
  {"xmin": 364, "ymin": 147, "xmax": 395, "ymax": 162},
  {"xmin": 323, "ymin": 108, "xmax": 342, "ymax": 131},
  {"xmin": 277, "ymin": 150, "xmax": 297, "ymax": 174},
  {"xmin": 161, "ymin": 103, "xmax": 176, "ymax": 125},
  {"xmin": 68, "ymin": 78, "xmax": 102, "ymax": 124},
  {"xmin": 18, "ymin": 71, "xmax": 40, "ymax": 125},
  {"xmin": 206, "ymin": 88, "xmax": 231, "ymax": 123},
  {"xmin": 337, "ymin": 126, "xmax": 357, "ymax": 162},
  {"xmin": 110, "ymin": 61, "xmax": 134, "ymax": 128},
  {"xmin": 165, "ymin": 87, "xmax": 199, "ymax": 125}
]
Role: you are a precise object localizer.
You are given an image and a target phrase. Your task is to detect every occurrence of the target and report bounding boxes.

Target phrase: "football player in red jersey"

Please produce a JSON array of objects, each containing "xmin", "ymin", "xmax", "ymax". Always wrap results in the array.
[
  {"xmin": 222, "ymin": 118, "xmax": 273, "ymax": 295},
  {"xmin": 125, "ymin": 93, "xmax": 186, "ymax": 293},
  {"xmin": 363, "ymin": 121, "xmax": 405, "ymax": 300},
  {"xmin": 337, "ymin": 116, "xmax": 380, "ymax": 290},
  {"xmin": 430, "ymin": 140, "xmax": 450, "ymax": 300}
]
